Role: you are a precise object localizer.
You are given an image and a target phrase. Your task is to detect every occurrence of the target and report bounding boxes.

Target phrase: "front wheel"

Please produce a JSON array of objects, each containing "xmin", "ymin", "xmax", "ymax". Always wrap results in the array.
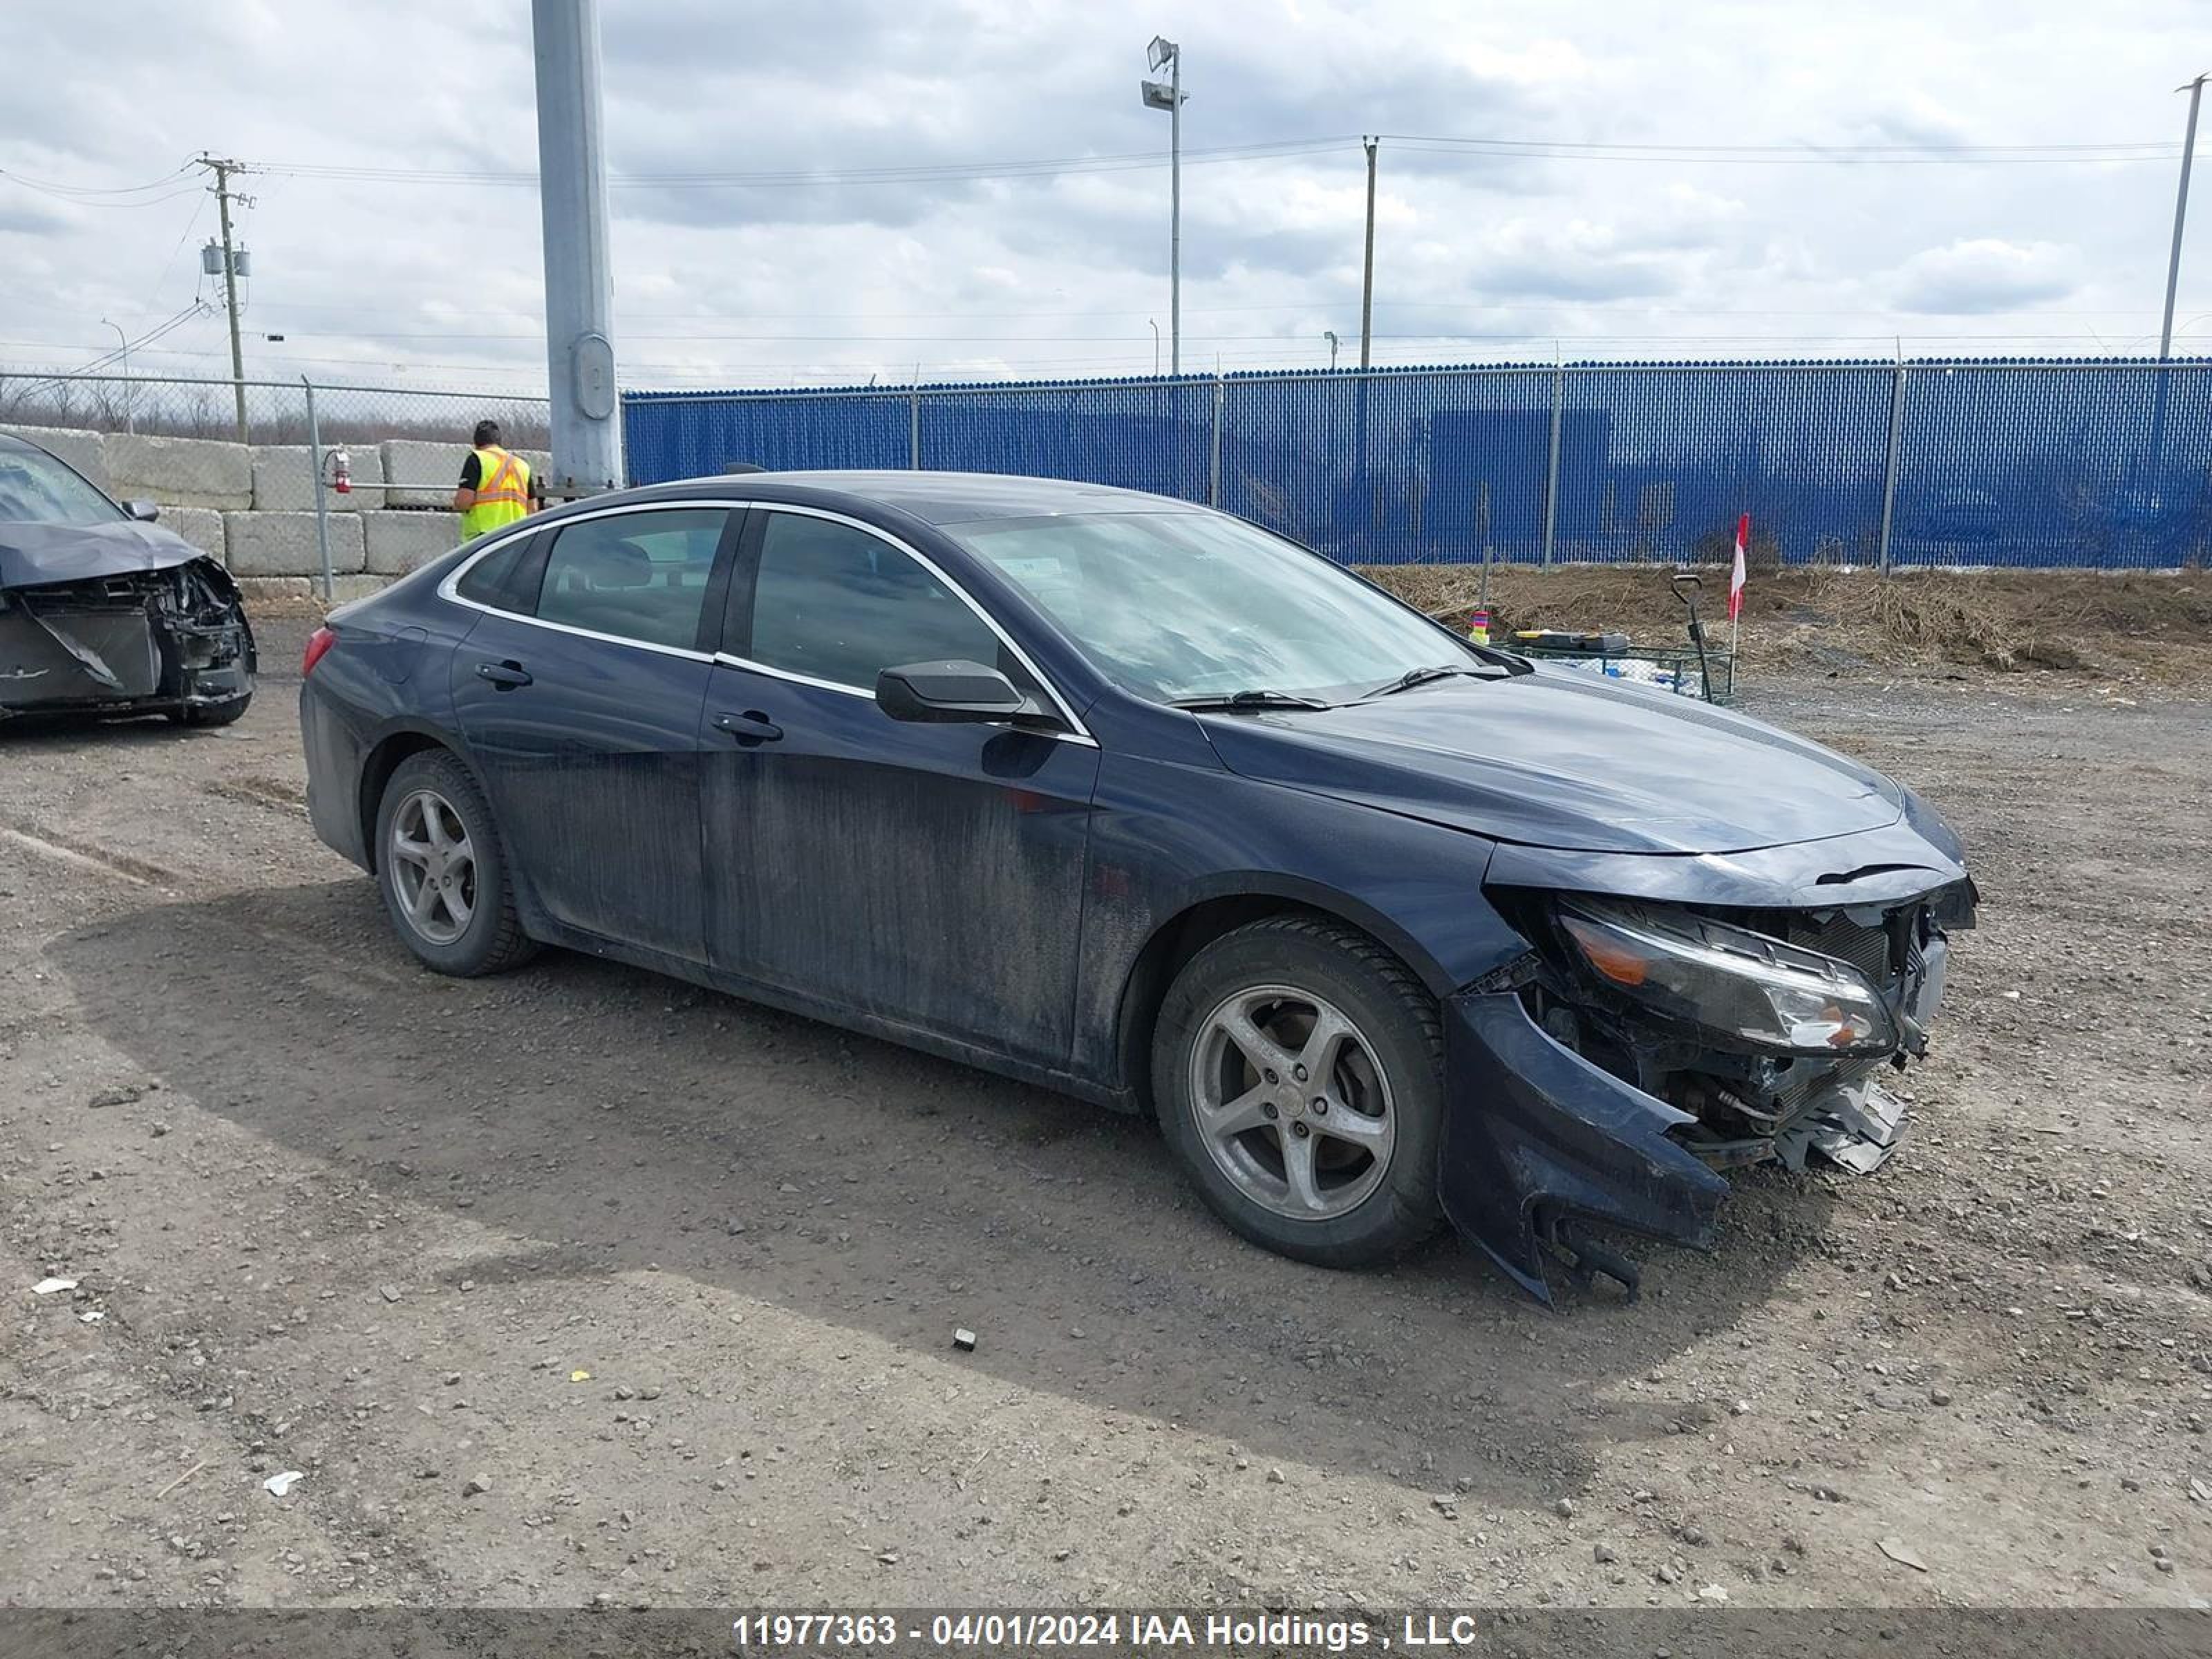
[
  {"xmin": 169, "ymin": 693, "xmax": 252, "ymax": 727},
  {"xmin": 1152, "ymin": 915, "xmax": 1445, "ymax": 1267},
  {"xmin": 373, "ymin": 750, "xmax": 536, "ymax": 977}
]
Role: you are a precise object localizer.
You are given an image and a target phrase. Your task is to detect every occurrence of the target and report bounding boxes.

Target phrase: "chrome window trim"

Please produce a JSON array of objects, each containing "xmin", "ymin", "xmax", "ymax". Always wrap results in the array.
[
  {"xmin": 731, "ymin": 502, "xmax": 1094, "ymax": 744},
  {"xmin": 433, "ymin": 496, "xmax": 1094, "ymax": 741},
  {"xmin": 433, "ymin": 498, "xmax": 737, "ymax": 664}
]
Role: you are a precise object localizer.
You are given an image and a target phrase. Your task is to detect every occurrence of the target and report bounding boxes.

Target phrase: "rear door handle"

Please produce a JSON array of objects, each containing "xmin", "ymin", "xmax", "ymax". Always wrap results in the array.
[
  {"xmin": 712, "ymin": 709, "xmax": 783, "ymax": 744},
  {"xmin": 476, "ymin": 660, "xmax": 532, "ymax": 689}
]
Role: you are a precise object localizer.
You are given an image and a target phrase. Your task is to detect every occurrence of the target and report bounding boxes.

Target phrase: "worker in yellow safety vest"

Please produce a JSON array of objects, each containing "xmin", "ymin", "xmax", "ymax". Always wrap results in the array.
[{"xmin": 453, "ymin": 420, "xmax": 538, "ymax": 538}]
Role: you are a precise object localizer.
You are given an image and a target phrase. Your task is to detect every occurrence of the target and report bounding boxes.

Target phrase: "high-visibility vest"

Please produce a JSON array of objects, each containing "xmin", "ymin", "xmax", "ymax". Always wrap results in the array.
[{"xmin": 460, "ymin": 446, "xmax": 530, "ymax": 539}]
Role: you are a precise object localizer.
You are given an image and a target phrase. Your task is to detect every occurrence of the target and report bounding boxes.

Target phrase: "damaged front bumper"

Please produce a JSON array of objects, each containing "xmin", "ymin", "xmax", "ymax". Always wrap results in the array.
[
  {"xmin": 1440, "ymin": 833, "xmax": 1976, "ymax": 1304},
  {"xmin": 0, "ymin": 557, "xmax": 254, "ymax": 720},
  {"xmin": 1440, "ymin": 985, "xmax": 1728, "ymax": 1304}
]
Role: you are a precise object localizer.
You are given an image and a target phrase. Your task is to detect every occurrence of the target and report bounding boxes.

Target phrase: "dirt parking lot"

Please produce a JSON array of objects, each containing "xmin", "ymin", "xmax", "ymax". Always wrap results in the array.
[{"xmin": 4, "ymin": 621, "xmax": 2210, "ymax": 1612}]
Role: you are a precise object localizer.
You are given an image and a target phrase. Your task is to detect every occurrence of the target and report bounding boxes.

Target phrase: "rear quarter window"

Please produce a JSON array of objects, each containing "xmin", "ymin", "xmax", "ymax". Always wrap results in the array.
[{"xmin": 454, "ymin": 532, "xmax": 543, "ymax": 612}]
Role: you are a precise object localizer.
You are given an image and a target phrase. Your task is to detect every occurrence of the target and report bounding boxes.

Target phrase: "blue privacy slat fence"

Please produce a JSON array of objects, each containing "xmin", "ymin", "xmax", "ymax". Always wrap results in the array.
[{"xmin": 622, "ymin": 358, "xmax": 2212, "ymax": 570}]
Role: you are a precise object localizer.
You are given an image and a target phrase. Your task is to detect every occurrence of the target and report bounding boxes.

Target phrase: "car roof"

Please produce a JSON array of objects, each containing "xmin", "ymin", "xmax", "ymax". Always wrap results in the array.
[
  {"xmin": 580, "ymin": 471, "xmax": 1195, "ymax": 528},
  {"xmin": 0, "ymin": 431, "xmax": 52, "ymax": 458}
]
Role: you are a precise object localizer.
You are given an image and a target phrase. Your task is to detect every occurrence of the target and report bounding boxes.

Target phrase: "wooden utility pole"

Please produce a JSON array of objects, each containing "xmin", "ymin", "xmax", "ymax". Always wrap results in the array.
[
  {"xmin": 1358, "ymin": 136, "xmax": 1378, "ymax": 369},
  {"xmin": 196, "ymin": 154, "xmax": 251, "ymax": 444}
]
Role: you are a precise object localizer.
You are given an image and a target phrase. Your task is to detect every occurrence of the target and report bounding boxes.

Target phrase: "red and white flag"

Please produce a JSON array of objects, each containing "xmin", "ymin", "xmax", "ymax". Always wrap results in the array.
[{"xmin": 1728, "ymin": 512, "xmax": 1750, "ymax": 622}]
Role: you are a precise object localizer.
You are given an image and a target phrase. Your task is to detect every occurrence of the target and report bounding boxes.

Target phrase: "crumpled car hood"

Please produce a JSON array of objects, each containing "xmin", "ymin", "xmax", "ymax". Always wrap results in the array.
[
  {"xmin": 1194, "ymin": 666, "xmax": 1903, "ymax": 855},
  {"xmin": 0, "ymin": 518, "xmax": 206, "ymax": 590}
]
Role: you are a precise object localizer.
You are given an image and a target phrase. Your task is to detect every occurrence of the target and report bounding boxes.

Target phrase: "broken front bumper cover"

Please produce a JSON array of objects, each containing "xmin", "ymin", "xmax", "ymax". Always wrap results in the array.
[
  {"xmin": 0, "ymin": 556, "xmax": 254, "ymax": 720},
  {"xmin": 1438, "ymin": 987, "xmax": 1728, "ymax": 1305}
]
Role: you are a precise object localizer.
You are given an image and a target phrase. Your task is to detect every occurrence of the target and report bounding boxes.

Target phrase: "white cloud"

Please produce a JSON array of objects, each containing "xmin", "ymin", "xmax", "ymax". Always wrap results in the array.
[
  {"xmin": 0, "ymin": 0, "xmax": 2201, "ymax": 387},
  {"xmin": 1888, "ymin": 238, "xmax": 2080, "ymax": 314}
]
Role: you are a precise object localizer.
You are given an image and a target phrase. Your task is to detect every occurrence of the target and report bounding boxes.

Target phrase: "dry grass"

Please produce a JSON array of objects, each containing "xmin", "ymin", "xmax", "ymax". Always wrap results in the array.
[
  {"xmin": 243, "ymin": 564, "xmax": 2212, "ymax": 688},
  {"xmin": 1365, "ymin": 564, "xmax": 2212, "ymax": 684}
]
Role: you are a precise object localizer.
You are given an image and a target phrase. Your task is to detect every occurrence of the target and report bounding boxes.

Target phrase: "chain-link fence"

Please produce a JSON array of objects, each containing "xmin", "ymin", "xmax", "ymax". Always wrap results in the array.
[
  {"xmin": 625, "ymin": 358, "xmax": 2212, "ymax": 571},
  {"xmin": 0, "ymin": 368, "xmax": 551, "ymax": 594}
]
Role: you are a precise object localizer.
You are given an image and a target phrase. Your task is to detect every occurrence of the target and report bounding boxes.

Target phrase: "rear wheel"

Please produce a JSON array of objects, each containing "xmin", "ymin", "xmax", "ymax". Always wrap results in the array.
[
  {"xmin": 373, "ymin": 750, "xmax": 536, "ymax": 977},
  {"xmin": 1152, "ymin": 915, "xmax": 1445, "ymax": 1266}
]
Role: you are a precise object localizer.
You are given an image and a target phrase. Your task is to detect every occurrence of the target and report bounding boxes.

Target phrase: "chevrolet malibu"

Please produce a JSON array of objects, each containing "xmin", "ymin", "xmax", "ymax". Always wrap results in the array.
[{"xmin": 300, "ymin": 473, "xmax": 1974, "ymax": 1301}]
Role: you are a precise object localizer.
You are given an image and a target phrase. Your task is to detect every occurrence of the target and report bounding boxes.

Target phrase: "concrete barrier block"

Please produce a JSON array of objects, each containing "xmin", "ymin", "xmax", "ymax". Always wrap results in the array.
[
  {"xmin": 379, "ymin": 439, "xmax": 468, "ymax": 508},
  {"xmin": 1, "ymin": 423, "xmax": 111, "ymax": 494},
  {"xmin": 329, "ymin": 574, "xmax": 393, "ymax": 603},
  {"xmin": 106, "ymin": 432, "xmax": 253, "ymax": 509},
  {"xmin": 251, "ymin": 444, "xmax": 383, "ymax": 512},
  {"xmin": 223, "ymin": 511, "xmax": 365, "ymax": 577},
  {"xmin": 160, "ymin": 505, "xmax": 225, "ymax": 560},
  {"xmin": 364, "ymin": 509, "xmax": 462, "ymax": 576},
  {"xmin": 379, "ymin": 440, "xmax": 558, "ymax": 505},
  {"xmin": 231, "ymin": 576, "xmax": 317, "ymax": 608}
]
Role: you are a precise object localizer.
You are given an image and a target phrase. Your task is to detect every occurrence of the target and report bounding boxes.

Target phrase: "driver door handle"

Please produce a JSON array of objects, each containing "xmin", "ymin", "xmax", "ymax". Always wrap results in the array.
[
  {"xmin": 476, "ymin": 659, "xmax": 532, "ymax": 689},
  {"xmin": 713, "ymin": 709, "xmax": 783, "ymax": 744}
]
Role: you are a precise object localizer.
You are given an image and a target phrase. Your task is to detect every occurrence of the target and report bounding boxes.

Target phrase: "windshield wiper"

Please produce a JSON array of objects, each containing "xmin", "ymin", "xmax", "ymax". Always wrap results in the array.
[
  {"xmin": 1365, "ymin": 663, "xmax": 1494, "ymax": 698},
  {"xmin": 1169, "ymin": 689, "xmax": 1334, "ymax": 712}
]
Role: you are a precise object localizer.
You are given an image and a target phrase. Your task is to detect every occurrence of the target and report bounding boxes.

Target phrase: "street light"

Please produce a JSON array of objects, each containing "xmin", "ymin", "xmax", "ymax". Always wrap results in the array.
[
  {"xmin": 1324, "ymin": 330, "xmax": 1340, "ymax": 370},
  {"xmin": 100, "ymin": 317, "xmax": 133, "ymax": 434},
  {"xmin": 1149, "ymin": 318, "xmax": 1161, "ymax": 376},
  {"xmin": 2149, "ymin": 71, "xmax": 2208, "ymax": 510},
  {"xmin": 1140, "ymin": 35, "xmax": 1186, "ymax": 375}
]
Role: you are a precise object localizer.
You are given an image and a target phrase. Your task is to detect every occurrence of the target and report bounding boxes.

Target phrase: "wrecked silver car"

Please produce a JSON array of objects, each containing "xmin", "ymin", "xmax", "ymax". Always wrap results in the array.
[{"xmin": 0, "ymin": 432, "xmax": 254, "ymax": 726}]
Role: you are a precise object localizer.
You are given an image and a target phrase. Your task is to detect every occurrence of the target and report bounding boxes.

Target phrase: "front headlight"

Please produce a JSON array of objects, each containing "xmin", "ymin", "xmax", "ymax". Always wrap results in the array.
[{"xmin": 1557, "ymin": 899, "xmax": 1899, "ymax": 1056}]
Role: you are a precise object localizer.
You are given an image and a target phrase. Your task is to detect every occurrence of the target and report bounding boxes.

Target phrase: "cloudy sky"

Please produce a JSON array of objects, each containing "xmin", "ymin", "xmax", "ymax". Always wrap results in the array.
[{"xmin": 2, "ymin": 0, "xmax": 2207, "ymax": 393}]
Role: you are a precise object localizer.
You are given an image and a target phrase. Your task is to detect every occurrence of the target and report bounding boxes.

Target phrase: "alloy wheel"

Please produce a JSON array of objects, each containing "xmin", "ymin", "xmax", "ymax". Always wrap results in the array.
[
  {"xmin": 1187, "ymin": 983, "xmax": 1397, "ymax": 1221},
  {"xmin": 388, "ymin": 787, "xmax": 476, "ymax": 946}
]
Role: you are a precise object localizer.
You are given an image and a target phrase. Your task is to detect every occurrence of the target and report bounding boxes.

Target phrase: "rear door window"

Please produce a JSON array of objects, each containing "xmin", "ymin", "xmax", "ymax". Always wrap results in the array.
[{"xmin": 534, "ymin": 508, "xmax": 729, "ymax": 652}]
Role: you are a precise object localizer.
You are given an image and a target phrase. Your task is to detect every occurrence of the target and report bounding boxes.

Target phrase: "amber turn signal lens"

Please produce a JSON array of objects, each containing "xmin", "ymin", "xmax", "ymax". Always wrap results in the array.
[{"xmin": 1564, "ymin": 917, "xmax": 1651, "ymax": 986}]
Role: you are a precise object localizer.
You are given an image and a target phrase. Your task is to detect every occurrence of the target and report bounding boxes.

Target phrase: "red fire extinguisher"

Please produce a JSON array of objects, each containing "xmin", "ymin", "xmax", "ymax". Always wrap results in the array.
[{"xmin": 330, "ymin": 449, "xmax": 352, "ymax": 494}]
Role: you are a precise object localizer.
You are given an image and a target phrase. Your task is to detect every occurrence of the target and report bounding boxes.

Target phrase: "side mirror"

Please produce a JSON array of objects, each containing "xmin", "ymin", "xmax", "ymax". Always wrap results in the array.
[
  {"xmin": 125, "ymin": 500, "xmax": 160, "ymax": 523},
  {"xmin": 877, "ymin": 659, "xmax": 1029, "ymax": 724}
]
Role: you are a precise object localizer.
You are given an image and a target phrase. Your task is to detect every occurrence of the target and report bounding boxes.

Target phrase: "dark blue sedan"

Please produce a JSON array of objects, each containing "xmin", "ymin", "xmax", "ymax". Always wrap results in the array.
[{"xmin": 300, "ymin": 472, "xmax": 1974, "ymax": 1301}]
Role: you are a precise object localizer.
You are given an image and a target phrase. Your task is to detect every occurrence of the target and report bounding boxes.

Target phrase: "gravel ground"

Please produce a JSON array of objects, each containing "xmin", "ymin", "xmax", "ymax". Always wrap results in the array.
[{"xmin": 3, "ymin": 626, "xmax": 2209, "ymax": 1612}]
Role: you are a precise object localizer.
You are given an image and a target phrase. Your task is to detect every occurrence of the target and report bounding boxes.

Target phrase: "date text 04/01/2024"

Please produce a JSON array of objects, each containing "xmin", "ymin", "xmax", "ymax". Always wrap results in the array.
[{"xmin": 732, "ymin": 1612, "xmax": 1488, "ymax": 1650}]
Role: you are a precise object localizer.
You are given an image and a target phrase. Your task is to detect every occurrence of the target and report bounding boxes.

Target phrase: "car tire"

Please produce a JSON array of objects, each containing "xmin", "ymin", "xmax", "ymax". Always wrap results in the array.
[
  {"xmin": 1152, "ymin": 915, "xmax": 1444, "ymax": 1267},
  {"xmin": 373, "ymin": 749, "xmax": 536, "ymax": 977},
  {"xmin": 169, "ymin": 693, "xmax": 252, "ymax": 727}
]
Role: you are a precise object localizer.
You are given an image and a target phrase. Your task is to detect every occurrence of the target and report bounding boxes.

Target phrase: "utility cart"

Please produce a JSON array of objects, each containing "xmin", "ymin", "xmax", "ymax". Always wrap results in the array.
[{"xmin": 1503, "ymin": 572, "xmax": 1736, "ymax": 705}]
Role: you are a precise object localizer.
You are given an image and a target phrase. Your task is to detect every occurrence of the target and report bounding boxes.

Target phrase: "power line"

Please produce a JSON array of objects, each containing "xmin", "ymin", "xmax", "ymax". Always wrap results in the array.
[
  {"xmin": 1382, "ymin": 133, "xmax": 2182, "ymax": 165},
  {"xmin": 2, "ymin": 301, "xmax": 216, "ymax": 391},
  {"xmin": 245, "ymin": 138, "xmax": 1353, "ymax": 190},
  {"xmin": 1381, "ymin": 133, "xmax": 2181, "ymax": 156},
  {"xmin": 235, "ymin": 124, "xmax": 2189, "ymax": 194},
  {"xmin": 0, "ymin": 161, "xmax": 196, "ymax": 198}
]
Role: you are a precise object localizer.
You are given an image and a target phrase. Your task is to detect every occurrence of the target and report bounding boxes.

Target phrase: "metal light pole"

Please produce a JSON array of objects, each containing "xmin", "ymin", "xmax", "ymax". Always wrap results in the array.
[
  {"xmin": 1324, "ymin": 330, "xmax": 1339, "ymax": 370},
  {"xmin": 1149, "ymin": 318, "xmax": 1161, "ymax": 376},
  {"xmin": 101, "ymin": 318, "xmax": 133, "ymax": 433},
  {"xmin": 1358, "ymin": 137, "xmax": 1378, "ymax": 369},
  {"xmin": 2148, "ymin": 72, "xmax": 2207, "ymax": 512},
  {"xmin": 533, "ymin": 0, "xmax": 624, "ymax": 497},
  {"xmin": 1142, "ymin": 36, "xmax": 1185, "ymax": 375},
  {"xmin": 2160, "ymin": 73, "xmax": 2208, "ymax": 359}
]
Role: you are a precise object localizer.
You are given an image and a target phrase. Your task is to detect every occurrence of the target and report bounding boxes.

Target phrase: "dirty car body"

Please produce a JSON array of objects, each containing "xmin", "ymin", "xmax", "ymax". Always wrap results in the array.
[
  {"xmin": 0, "ymin": 433, "xmax": 255, "ymax": 725},
  {"xmin": 297, "ymin": 471, "xmax": 1971, "ymax": 1302}
]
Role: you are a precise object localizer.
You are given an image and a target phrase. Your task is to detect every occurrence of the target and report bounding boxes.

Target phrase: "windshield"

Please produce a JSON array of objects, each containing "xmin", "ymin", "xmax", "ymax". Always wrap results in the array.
[
  {"xmin": 0, "ymin": 442, "xmax": 122, "ymax": 527},
  {"xmin": 953, "ymin": 511, "xmax": 1474, "ymax": 705}
]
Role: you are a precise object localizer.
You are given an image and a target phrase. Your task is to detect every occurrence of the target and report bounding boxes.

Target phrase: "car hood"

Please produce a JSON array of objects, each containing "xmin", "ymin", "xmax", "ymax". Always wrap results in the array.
[
  {"xmin": 1194, "ymin": 666, "xmax": 1904, "ymax": 855},
  {"xmin": 0, "ymin": 518, "xmax": 207, "ymax": 590}
]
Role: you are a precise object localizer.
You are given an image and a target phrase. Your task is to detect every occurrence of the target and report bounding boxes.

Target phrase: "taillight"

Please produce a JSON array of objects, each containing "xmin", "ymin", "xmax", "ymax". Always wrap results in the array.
[{"xmin": 302, "ymin": 626, "xmax": 337, "ymax": 677}]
